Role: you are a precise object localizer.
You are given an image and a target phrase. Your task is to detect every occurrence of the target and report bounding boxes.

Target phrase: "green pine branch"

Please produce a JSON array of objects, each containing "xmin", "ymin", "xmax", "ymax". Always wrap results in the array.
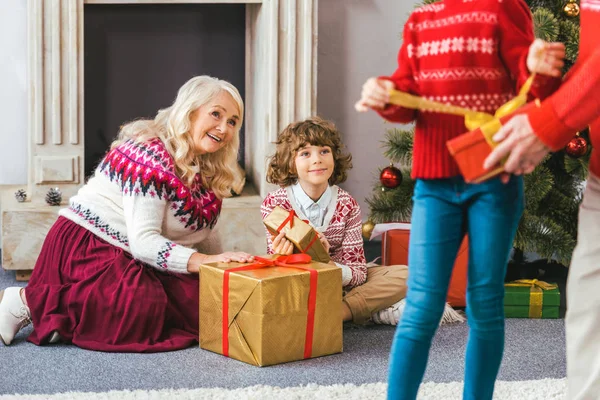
[
  {"xmin": 533, "ymin": 8, "xmax": 560, "ymax": 41},
  {"xmin": 366, "ymin": 167, "xmax": 415, "ymax": 223},
  {"xmin": 382, "ymin": 128, "xmax": 414, "ymax": 167},
  {"xmin": 559, "ymin": 20, "xmax": 580, "ymax": 62},
  {"xmin": 514, "ymin": 212, "xmax": 576, "ymax": 265}
]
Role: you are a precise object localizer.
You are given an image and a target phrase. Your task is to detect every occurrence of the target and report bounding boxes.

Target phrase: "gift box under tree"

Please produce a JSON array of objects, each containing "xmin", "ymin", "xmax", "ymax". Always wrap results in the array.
[
  {"xmin": 376, "ymin": 223, "xmax": 468, "ymax": 308},
  {"xmin": 199, "ymin": 254, "xmax": 342, "ymax": 366},
  {"xmin": 504, "ymin": 279, "xmax": 560, "ymax": 319}
]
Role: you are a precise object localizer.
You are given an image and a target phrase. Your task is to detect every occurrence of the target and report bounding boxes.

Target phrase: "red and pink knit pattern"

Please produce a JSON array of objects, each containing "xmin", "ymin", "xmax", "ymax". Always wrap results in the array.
[
  {"xmin": 99, "ymin": 138, "xmax": 222, "ymax": 231},
  {"xmin": 261, "ymin": 187, "xmax": 367, "ymax": 288}
]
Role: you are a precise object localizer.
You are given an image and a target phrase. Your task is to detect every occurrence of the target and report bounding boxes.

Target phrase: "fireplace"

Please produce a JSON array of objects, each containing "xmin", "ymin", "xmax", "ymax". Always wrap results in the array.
[
  {"xmin": 24, "ymin": 0, "xmax": 318, "ymax": 200},
  {"xmin": 83, "ymin": 3, "xmax": 247, "ymax": 177},
  {"xmin": 1, "ymin": 0, "xmax": 318, "ymax": 275}
]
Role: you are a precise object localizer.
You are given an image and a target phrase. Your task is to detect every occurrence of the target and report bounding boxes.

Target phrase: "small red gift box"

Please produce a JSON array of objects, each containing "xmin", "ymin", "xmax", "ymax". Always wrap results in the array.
[
  {"xmin": 380, "ymin": 226, "xmax": 468, "ymax": 308},
  {"xmin": 447, "ymin": 101, "xmax": 540, "ymax": 183}
]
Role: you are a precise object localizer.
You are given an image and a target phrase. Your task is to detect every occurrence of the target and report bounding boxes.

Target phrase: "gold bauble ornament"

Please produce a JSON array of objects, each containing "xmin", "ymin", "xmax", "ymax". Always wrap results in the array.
[
  {"xmin": 564, "ymin": 0, "xmax": 580, "ymax": 17},
  {"xmin": 362, "ymin": 220, "xmax": 375, "ymax": 240}
]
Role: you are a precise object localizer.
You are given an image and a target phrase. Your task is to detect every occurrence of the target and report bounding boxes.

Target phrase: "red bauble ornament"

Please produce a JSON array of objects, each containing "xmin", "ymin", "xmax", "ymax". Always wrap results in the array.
[
  {"xmin": 565, "ymin": 136, "xmax": 588, "ymax": 158},
  {"xmin": 380, "ymin": 165, "xmax": 403, "ymax": 188}
]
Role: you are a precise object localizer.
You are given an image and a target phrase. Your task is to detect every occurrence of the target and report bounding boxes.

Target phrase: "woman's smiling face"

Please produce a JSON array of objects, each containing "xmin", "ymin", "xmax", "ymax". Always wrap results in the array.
[{"xmin": 189, "ymin": 91, "xmax": 241, "ymax": 155}]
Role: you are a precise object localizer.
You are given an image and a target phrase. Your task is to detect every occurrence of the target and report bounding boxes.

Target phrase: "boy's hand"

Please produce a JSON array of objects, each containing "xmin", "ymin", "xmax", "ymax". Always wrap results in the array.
[
  {"xmin": 355, "ymin": 77, "xmax": 395, "ymax": 112},
  {"xmin": 526, "ymin": 39, "xmax": 565, "ymax": 77},
  {"xmin": 318, "ymin": 233, "xmax": 331, "ymax": 254},
  {"xmin": 271, "ymin": 231, "xmax": 294, "ymax": 255}
]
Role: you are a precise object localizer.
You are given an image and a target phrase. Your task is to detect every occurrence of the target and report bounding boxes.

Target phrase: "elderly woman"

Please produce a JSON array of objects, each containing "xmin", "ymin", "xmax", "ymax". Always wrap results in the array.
[{"xmin": 0, "ymin": 76, "xmax": 253, "ymax": 352}]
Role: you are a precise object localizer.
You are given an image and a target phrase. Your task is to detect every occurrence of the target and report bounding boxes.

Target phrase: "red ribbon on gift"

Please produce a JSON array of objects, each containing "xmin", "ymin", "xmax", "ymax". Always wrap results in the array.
[
  {"xmin": 222, "ymin": 253, "xmax": 318, "ymax": 359},
  {"xmin": 276, "ymin": 210, "xmax": 319, "ymax": 254}
]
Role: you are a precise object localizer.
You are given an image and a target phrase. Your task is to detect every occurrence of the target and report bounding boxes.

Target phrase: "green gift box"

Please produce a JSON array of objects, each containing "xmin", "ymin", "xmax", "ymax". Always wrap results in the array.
[{"xmin": 504, "ymin": 279, "xmax": 560, "ymax": 319}]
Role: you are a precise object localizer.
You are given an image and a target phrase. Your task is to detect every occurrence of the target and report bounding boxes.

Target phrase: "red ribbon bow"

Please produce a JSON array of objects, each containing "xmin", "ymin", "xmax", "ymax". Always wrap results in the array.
[
  {"xmin": 276, "ymin": 210, "xmax": 319, "ymax": 254},
  {"xmin": 222, "ymin": 253, "xmax": 318, "ymax": 359}
]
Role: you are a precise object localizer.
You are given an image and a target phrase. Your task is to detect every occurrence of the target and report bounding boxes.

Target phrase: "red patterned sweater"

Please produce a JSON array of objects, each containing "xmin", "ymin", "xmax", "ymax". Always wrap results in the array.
[
  {"xmin": 378, "ymin": 0, "xmax": 560, "ymax": 179},
  {"xmin": 527, "ymin": 0, "xmax": 600, "ymax": 177},
  {"xmin": 60, "ymin": 138, "xmax": 222, "ymax": 273},
  {"xmin": 261, "ymin": 186, "xmax": 368, "ymax": 289}
]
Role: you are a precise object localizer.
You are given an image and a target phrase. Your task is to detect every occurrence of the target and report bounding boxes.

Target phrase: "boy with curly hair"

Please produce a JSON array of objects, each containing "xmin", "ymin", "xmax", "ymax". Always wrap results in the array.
[{"xmin": 261, "ymin": 116, "xmax": 461, "ymax": 325}]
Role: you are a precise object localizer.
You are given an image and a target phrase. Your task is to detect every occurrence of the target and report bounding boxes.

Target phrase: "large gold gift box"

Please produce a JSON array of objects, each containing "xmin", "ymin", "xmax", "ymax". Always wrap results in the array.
[
  {"xmin": 263, "ymin": 206, "xmax": 331, "ymax": 263},
  {"xmin": 199, "ymin": 254, "xmax": 343, "ymax": 366}
]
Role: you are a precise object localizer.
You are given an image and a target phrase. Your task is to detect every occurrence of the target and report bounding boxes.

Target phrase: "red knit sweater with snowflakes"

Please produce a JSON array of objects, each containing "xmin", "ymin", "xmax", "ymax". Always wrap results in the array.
[
  {"xmin": 378, "ymin": 0, "xmax": 560, "ymax": 179},
  {"xmin": 527, "ymin": 0, "xmax": 600, "ymax": 177}
]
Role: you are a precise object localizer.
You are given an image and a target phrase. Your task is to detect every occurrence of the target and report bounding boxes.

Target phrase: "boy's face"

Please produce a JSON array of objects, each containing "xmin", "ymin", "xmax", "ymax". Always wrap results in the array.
[{"xmin": 294, "ymin": 144, "xmax": 335, "ymax": 191}]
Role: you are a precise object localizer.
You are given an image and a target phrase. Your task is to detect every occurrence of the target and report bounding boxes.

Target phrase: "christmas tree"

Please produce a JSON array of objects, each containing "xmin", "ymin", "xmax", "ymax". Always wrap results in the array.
[{"xmin": 366, "ymin": 0, "xmax": 589, "ymax": 266}]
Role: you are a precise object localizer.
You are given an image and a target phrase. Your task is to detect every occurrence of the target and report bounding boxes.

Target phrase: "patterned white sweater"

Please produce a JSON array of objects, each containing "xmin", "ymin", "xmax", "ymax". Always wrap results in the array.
[
  {"xmin": 60, "ymin": 138, "xmax": 222, "ymax": 273},
  {"xmin": 261, "ymin": 186, "xmax": 367, "ymax": 288}
]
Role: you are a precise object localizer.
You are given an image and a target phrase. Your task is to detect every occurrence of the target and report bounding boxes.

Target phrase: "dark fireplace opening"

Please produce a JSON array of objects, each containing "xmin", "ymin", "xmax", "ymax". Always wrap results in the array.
[{"xmin": 84, "ymin": 3, "xmax": 246, "ymax": 179}]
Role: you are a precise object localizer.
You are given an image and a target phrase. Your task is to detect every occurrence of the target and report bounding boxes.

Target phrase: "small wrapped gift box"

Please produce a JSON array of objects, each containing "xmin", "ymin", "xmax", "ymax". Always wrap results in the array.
[
  {"xmin": 199, "ymin": 254, "xmax": 342, "ymax": 366},
  {"xmin": 447, "ymin": 100, "xmax": 540, "ymax": 183},
  {"xmin": 504, "ymin": 279, "xmax": 560, "ymax": 319},
  {"xmin": 377, "ymin": 223, "xmax": 468, "ymax": 308},
  {"xmin": 263, "ymin": 205, "xmax": 331, "ymax": 263}
]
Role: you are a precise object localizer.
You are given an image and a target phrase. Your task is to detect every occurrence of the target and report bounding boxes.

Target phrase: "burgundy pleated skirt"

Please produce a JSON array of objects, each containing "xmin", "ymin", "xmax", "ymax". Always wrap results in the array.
[{"xmin": 25, "ymin": 216, "xmax": 199, "ymax": 352}]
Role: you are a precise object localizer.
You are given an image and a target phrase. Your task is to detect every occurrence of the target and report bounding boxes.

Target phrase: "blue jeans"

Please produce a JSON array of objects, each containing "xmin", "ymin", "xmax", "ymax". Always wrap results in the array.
[{"xmin": 387, "ymin": 176, "xmax": 524, "ymax": 400}]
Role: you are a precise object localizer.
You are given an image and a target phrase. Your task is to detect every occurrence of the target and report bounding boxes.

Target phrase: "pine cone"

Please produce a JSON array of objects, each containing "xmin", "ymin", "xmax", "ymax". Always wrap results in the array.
[
  {"xmin": 14, "ymin": 189, "xmax": 27, "ymax": 203},
  {"xmin": 45, "ymin": 187, "xmax": 62, "ymax": 206}
]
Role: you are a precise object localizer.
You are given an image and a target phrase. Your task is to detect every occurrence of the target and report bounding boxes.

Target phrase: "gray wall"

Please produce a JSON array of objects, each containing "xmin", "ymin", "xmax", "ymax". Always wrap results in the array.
[{"xmin": 317, "ymin": 0, "xmax": 417, "ymax": 218}]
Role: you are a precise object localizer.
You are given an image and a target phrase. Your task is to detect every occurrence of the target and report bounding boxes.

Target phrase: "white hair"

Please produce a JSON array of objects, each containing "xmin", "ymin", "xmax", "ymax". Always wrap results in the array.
[{"xmin": 111, "ymin": 75, "xmax": 244, "ymax": 198}]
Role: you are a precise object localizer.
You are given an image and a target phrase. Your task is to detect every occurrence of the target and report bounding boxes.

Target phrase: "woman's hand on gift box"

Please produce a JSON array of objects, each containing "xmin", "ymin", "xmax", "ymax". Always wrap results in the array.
[
  {"xmin": 187, "ymin": 251, "xmax": 255, "ymax": 272},
  {"xmin": 271, "ymin": 231, "xmax": 294, "ymax": 255},
  {"xmin": 210, "ymin": 252, "xmax": 255, "ymax": 264}
]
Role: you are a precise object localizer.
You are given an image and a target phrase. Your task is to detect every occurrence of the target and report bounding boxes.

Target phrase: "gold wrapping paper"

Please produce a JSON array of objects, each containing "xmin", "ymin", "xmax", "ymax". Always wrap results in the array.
[
  {"xmin": 504, "ymin": 279, "xmax": 558, "ymax": 319},
  {"xmin": 263, "ymin": 205, "xmax": 331, "ymax": 263},
  {"xmin": 199, "ymin": 256, "xmax": 342, "ymax": 366}
]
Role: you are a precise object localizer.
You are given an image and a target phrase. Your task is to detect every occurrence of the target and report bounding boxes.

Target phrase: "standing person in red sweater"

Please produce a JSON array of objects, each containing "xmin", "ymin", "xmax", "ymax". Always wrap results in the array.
[
  {"xmin": 355, "ymin": 1, "xmax": 564, "ymax": 399},
  {"xmin": 484, "ymin": 1, "xmax": 600, "ymax": 397}
]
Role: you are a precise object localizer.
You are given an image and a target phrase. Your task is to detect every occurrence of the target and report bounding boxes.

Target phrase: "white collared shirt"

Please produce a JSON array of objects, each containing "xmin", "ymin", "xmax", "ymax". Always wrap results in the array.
[{"xmin": 291, "ymin": 183, "xmax": 332, "ymax": 228}]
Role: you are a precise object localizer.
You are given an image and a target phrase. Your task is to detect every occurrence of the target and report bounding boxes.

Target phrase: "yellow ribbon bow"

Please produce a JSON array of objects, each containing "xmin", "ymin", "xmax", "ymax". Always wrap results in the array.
[
  {"xmin": 504, "ymin": 279, "xmax": 558, "ymax": 291},
  {"xmin": 505, "ymin": 279, "xmax": 558, "ymax": 318}
]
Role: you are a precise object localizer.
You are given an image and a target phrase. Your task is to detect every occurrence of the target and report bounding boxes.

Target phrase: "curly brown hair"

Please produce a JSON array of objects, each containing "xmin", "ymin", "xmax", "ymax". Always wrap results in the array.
[{"xmin": 266, "ymin": 116, "xmax": 353, "ymax": 187}]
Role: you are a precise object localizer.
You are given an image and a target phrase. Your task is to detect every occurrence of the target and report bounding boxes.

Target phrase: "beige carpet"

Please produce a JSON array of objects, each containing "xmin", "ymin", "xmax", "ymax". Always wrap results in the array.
[{"xmin": 0, "ymin": 379, "xmax": 566, "ymax": 399}]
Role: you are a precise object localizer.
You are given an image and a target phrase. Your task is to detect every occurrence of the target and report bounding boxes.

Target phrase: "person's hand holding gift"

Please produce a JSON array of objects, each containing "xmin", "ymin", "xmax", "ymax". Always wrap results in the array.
[
  {"xmin": 271, "ymin": 230, "xmax": 294, "ymax": 255},
  {"xmin": 483, "ymin": 39, "xmax": 565, "ymax": 182}
]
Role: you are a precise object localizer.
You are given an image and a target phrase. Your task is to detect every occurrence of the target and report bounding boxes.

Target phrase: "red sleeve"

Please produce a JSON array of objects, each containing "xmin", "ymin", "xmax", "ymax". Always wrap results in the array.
[
  {"xmin": 260, "ymin": 193, "xmax": 278, "ymax": 255},
  {"xmin": 497, "ymin": 0, "xmax": 561, "ymax": 100},
  {"xmin": 377, "ymin": 13, "xmax": 418, "ymax": 123},
  {"xmin": 329, "ymin": 197, "xmax": 367, "ymax": 288},
  {"xmin": 528, "ymin": 35, "xmax": 600, "ymax": 150}
]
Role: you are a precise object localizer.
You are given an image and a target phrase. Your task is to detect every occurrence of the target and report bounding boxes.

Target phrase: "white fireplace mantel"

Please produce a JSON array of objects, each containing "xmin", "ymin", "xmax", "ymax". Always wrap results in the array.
[{"xmin": 26, "ymin": 0, "xmax": 318, "ymax": 200}]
